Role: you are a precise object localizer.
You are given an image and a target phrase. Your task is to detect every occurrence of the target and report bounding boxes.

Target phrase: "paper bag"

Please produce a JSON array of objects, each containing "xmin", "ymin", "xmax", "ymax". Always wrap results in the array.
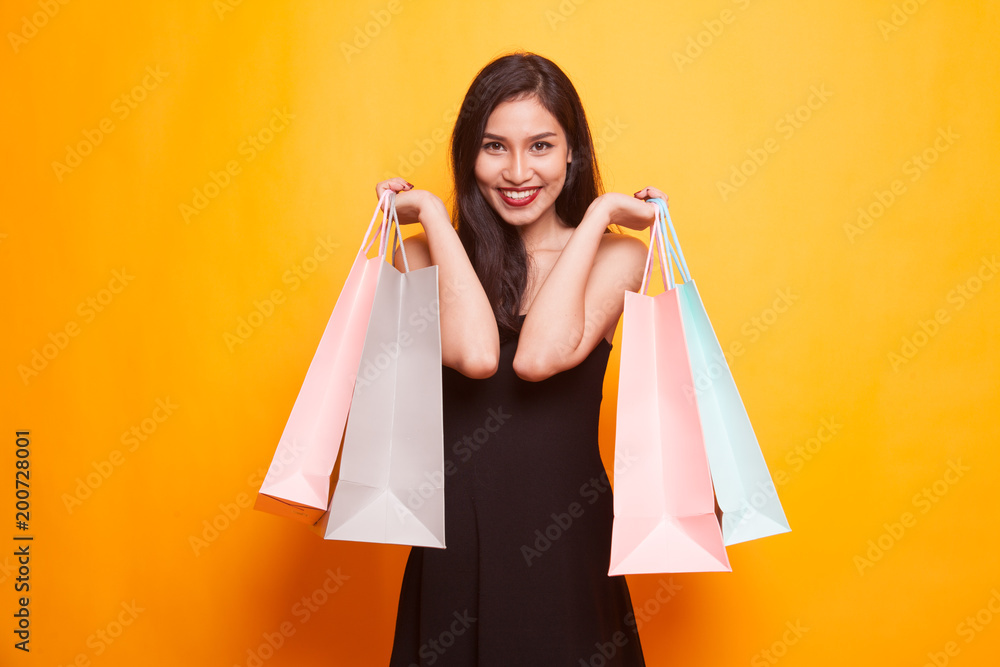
[
  {"xmin": 315, "ymin": 194, "xmax": 445, "ymax": 548},
  {"xmin": 653, "ymin": 198, "xmax": 790, "ymax": 546},
  {"xmin": 609, "ymin": 205, "xmax": 731, "ymax": 574},
  {"xmin": 255, "ymin": 191, "xmax": 395, "ymax": 524}
]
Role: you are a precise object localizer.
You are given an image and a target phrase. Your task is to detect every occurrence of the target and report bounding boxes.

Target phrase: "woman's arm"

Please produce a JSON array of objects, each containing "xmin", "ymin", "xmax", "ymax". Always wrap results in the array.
[
  {"xmin": 378, "ymin": 180, "xmax": 500, "ymax": 378},
  {"xmin": 513, "ymin": 189, "xmax": 665, "ymax": 382}
]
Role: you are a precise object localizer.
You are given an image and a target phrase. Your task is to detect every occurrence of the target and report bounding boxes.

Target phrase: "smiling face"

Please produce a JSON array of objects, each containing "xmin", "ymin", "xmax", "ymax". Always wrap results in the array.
[{"xmin": 474, "ymin": 94, "xmax": 573, "ymax": 228}]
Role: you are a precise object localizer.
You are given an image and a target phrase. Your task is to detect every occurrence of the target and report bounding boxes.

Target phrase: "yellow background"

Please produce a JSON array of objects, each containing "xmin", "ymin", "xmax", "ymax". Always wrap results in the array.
[{"xmin": 3, "ymin": 0, "xmax": 999, "ymax": 665}]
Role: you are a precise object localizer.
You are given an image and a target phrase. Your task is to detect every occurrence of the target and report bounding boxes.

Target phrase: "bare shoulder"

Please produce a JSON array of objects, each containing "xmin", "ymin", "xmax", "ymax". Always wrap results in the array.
[
  {"xmin": 392, "ymin": 230, "xmax": 432, "ymax": 271},
  {"xmin": 595, "ymin": 230, "xmax": 649, "ymax": 289},
  {"xmin": 598, "ymin": 229, "xmax": 648, "ymax": 255}
]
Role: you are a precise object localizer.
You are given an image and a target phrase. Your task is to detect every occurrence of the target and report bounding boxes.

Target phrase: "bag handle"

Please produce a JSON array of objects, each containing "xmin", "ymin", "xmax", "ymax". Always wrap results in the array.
[
  {"xmin": 650, "ymin": 197, "xmax": 691, "ymax": 283},
  {"xmin": 639, "ymin": 200, "xmax": 675, "ymax": 295},
  {"xmin": 360, "ymin": 190, "xmax": 393, "ymax": 255},
  {"xmin": 357, "ymin": 191, "xmax": 411, "ymax": 273},
  {"xmin": 388, "ymin": 192, "xmax": 410, "ymax": 273}
]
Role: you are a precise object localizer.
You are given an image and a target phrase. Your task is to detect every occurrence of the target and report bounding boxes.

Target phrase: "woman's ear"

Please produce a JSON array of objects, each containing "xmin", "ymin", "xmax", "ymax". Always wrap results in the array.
[{"xmin": 567, "ymin": 145, "xmax": 573, "ymax": 164}]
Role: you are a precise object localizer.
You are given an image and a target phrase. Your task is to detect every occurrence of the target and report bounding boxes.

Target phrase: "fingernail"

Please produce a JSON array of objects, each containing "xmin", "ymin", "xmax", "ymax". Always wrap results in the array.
[{"xmin": 405, "ymin": 182, "xmax": 414, "ymax": 188}]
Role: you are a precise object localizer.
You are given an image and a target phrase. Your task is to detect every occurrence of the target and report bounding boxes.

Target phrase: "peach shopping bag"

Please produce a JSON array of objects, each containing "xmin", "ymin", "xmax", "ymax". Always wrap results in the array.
[{"xmin": 608, "ymin": 201, "xmax": 731, "ymax": 575}]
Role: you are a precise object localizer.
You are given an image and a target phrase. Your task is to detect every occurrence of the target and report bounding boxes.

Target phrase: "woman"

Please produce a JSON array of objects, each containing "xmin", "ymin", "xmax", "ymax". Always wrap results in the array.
[{"xmin": 377, "ymin": 51, "xmax": 665, "ymax": 666}]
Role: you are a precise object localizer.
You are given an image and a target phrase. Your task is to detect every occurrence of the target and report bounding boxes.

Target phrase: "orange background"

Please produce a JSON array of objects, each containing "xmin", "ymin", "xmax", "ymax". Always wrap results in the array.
[{"xmin": 2, "ymin": 1, "xmax": 999, "ymax": 665}]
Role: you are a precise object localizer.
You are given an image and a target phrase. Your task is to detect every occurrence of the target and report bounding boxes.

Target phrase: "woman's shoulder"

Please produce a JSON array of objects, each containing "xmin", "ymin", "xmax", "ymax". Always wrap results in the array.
[
  {"xmin": 594, "ymin": 228, "xmax": 649, "ymax": 292},
  {"xmin": 599, "ymin": 227, "xmax": 646, "ymax": 245},
  {"xmin": 597, "ymin": 228, "xmax": 648, "ymax": 263},
  {"xmin": 392, "ymin": 230, "xmax": 432, "ymax": 271}
]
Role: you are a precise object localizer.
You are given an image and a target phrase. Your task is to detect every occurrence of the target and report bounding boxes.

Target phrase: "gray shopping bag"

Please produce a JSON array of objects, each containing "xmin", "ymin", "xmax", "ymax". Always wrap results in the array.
[{"xmin": 314, "ymin": 194, "xmax": 445, "ymax": 548}]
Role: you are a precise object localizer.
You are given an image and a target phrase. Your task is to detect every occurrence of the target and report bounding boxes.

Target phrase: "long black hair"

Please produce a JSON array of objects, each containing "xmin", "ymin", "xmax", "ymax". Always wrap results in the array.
[{"xmin": 450, "ymin": 51, "xmax": 604, "ymax": 342}]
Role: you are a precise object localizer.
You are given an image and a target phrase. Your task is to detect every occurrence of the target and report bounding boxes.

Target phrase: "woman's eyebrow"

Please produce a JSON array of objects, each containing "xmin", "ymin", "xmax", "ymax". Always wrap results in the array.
[{"xmin": 482, "ymin": 131, "xmax": 558, "ymax": 141}]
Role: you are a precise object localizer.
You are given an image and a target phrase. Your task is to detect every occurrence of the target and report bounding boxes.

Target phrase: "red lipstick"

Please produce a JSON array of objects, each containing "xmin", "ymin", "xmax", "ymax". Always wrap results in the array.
[{"xmin": 497, "ymin": 187, "xmax": 541, "ymax": 207}]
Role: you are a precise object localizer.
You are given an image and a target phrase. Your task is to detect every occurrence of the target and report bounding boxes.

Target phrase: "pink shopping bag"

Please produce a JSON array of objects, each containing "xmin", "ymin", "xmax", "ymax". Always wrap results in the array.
[
  {"xmin": 608, "ymin": 202, "xmax": 731, "ymax": 574},
  {"xmin": 255, "ymin": 191, "xmax": 396, "ymax": 524}
]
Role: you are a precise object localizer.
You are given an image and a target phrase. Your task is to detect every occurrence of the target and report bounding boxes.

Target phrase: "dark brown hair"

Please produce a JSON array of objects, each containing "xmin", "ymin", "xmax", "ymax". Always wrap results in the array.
[{"xmin": 450, "ymin": 51, "xmax": 604, "ymax": 341}]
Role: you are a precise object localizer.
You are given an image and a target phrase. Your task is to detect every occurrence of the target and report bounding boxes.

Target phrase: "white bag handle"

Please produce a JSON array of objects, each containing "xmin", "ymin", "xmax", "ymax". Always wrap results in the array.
[
  {"xmin": 357, "ymin": 191, "xmax": 410, "ymax": 273},
  {"xmin": 360, "ymin": 190, "xmax": 392, "ymax": 255},
  {"xmin": 638, "ymin": 200, "xmax": 675, "ymax": 295},
  {"xmin": 388, "ymin": 192, "xmax": 410, "ymax": 273}
]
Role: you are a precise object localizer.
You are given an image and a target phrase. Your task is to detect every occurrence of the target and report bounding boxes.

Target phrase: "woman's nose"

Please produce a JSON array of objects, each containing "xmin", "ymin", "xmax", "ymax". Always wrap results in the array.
[{"xmin": 502, "ymin": 151, "xmax": 530, "ymax": 184}]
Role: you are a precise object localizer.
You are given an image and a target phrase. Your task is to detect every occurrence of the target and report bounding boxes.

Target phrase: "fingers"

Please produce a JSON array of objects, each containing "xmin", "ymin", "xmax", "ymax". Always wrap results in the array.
[
  {"xmin": 375, "ymin": 177, "xmax": 415, "ymax": 199},
  {"xmin": 632, "ymin": 186, "xmax": 669, "ymax": 205}
]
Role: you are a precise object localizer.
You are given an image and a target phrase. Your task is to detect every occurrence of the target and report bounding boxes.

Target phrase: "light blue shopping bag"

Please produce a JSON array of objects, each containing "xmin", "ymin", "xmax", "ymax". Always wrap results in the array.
[{"xmin": 649, "ymin": 198, "xmax": 790, "ymax": 546}]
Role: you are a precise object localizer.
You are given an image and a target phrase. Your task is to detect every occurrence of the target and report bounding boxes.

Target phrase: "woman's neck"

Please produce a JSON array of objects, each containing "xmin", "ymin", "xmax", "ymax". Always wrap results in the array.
[{"xmin": 517, "ymin": 207, "xmax": 571, "ymax": 255}]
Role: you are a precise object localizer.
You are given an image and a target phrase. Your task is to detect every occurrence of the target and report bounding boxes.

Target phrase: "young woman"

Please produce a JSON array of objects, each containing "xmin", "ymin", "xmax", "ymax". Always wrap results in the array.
[{"xmin": 377, "ymin": 51, "xmax": 666, "ymax": 666}]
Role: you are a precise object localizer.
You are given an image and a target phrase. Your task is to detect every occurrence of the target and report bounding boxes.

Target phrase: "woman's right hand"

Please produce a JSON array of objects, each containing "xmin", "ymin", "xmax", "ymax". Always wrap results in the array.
[
  {"xmin": 375, "ymin": 177, "xmax": 444, "ymax": 225},
  {"xmin": 374, "ymin": 177, "xmax": 498, "ymax": 378}
]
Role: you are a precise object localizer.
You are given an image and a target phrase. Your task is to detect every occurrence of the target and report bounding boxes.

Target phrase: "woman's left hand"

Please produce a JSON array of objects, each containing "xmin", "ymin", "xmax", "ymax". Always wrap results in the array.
[{"xmin": 591, "ymin": 187, "xmax": 669, "ymax": 231}]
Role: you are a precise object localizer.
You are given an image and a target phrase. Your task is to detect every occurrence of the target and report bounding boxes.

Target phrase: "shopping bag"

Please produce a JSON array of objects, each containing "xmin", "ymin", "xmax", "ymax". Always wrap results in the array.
[
  {"xmin": 255, "ymin": 191, "xmax": 395, "ymax": 524},
  {"xmin": 608, "ymin": 204, "xmax": 731, "ymax": 575},
  {"xmin": 652, "ymin": 198, "xmax": 790, "ymax": 546},
  {"xmin": 314, "ymin": 193, "xmax": 445, "ymax": 548}
]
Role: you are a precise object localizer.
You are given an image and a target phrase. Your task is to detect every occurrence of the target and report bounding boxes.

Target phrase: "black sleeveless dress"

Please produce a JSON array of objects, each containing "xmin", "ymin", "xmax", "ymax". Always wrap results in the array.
[{"xmin": 388, "ymin": 314, "xmax": 645, "ymax": 666}]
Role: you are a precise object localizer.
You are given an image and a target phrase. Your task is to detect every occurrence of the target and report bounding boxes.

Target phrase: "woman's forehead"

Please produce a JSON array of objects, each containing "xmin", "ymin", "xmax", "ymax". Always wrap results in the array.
[{"xmin": 484, "ymin": 96, "xmax": 563, "ymax": 138}]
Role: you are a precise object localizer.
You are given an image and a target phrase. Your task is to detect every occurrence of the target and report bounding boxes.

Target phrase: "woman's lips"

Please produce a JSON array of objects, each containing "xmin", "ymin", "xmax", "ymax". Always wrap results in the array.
[{"xmin": 497, "ymin": 187, "xmax": 541, "ymax": 207}]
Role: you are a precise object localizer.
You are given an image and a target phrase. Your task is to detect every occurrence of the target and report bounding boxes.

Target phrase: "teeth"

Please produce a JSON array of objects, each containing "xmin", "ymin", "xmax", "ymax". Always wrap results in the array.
[{"xmin": 500, "ymin": 188, "xmax": 539, "ymax": 200}]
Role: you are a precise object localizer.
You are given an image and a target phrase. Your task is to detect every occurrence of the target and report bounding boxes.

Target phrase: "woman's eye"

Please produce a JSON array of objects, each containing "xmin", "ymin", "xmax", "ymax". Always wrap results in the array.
[{"xmin": 482, "ymin": 141, "xmax": 552, "ymax": 152}]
